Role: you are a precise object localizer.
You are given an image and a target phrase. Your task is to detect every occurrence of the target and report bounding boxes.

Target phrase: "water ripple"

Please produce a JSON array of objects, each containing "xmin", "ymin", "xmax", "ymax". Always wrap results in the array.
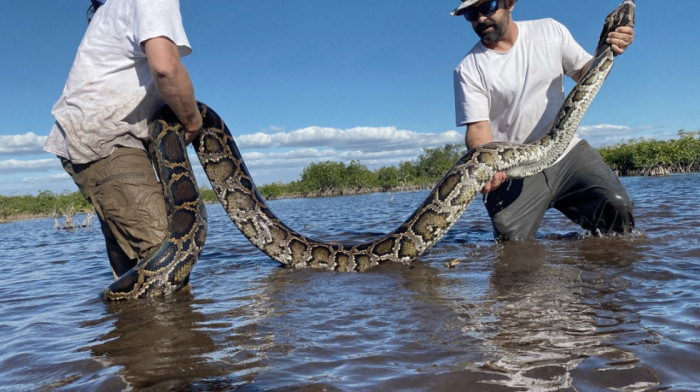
[{"xmin": 0, "ymin": 174, "xmax": 698, "ymax": 390}]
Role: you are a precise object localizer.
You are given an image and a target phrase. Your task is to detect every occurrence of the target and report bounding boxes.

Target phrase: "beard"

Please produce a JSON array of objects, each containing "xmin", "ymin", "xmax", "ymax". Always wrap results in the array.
[{"xmin": 474, "ymin": 15, "xmax": 508, "ymax": 44}]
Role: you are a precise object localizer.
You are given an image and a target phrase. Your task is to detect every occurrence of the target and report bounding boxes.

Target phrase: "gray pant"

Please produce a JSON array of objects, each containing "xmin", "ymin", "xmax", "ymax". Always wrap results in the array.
[
  {"xmin": 484, "ymin": 140, "xmax": 634, "ymax": 240},
  {"xmin": 61, "ymin": 148, "xmax": 168, "ymax": 278}
]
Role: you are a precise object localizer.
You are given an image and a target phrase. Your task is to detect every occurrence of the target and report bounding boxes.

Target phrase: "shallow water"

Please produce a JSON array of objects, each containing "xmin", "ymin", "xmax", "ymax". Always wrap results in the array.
[{"xmin": 0, "ymin": 173, "xmax": 698, "ymax": 391}]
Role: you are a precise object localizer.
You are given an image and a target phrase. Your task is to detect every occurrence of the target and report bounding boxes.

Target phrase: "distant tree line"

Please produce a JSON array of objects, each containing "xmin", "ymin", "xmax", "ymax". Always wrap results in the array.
[
  {"xmin": 599, "ymin": 130, "xmax": 699, "ymax": 176},
  {"xmin": 257, "ymin": 143, "xmax": 466, "ymax": 199},
  {"xmin": 0, "ymin": 190, "xmax": 92, "ymax": 222},
  {"xmin": 2, "ymin": 131, "xmax": 698, "ymax": 221}
]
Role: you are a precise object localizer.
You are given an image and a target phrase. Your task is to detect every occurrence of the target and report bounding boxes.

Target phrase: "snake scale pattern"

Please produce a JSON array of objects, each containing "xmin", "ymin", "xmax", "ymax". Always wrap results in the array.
[{"xmin": 102, "ymin": 0, "xmax": 635, "ymax": 300}]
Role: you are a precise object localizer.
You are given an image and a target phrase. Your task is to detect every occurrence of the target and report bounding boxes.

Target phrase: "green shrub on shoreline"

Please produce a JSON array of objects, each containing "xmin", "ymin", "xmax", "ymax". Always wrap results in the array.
[
  {"xmin": 599, "ymin": 130, "xmax": 699, "ymax": 176},
  {"xmin": 0, "ymin": 190, "xmax": 93, "ymax": 223},
  {"xmin": 2, "ymin": 131, "xmax": 697, "ymax": 222}
]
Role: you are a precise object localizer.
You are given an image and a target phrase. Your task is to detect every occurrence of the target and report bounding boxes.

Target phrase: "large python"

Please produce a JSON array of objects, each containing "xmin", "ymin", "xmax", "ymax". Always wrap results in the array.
[
  {"xmin": 102, "ymin": 0, "xmax": 635, "ymax": 300},
  {"xmin": 102, "ymin": 107, "xmax": 208, "ymax": 300}
]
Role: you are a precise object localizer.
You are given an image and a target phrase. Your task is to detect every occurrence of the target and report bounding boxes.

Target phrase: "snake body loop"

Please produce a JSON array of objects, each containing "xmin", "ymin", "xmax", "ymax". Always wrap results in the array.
[
  {"xmin": 102, "ymin": 106, "xmax": 207, "ymax": 300},
  {"xmin": 102, "ymin": 0, "xmax": 634, "ymax": 300}
]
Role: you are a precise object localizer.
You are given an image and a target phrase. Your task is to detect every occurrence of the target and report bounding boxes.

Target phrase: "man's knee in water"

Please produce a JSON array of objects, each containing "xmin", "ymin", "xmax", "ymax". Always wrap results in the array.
[{"xmin": 590, "ymin": 192, "xmax": 635, "ymax": 235}]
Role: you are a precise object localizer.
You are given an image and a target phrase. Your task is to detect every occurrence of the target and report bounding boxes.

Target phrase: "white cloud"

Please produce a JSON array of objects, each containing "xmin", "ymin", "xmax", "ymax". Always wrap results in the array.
[
  {"xmin": 337, "ymin": 148, "xmax": 424, "ymax": 160},
  {"xmin": 183, "ymin": 126, "xmax": 464, "ymax": 185},
  {"xmin": 21, "ymin": 172, "xmax": 71, "ymax": 183},
  {"xmin": 236, "ymin": 126, "xmax": 463, "ymax": 152},
  {"xmin": 0, "ymin": 158, "xmax": 60, "ymax": 174},
  {"xmin": 0, "ymin": 172, "xmax": 76, "ymax": 196},
  {"xmin": 11, "ymin": 122, "xmax": 674, "ymax": 194},
  {"xmin": 578, "ymin": 123, "xmax": 658, "ymax": 147},
  {"xmin": 0, "ymin": 132, "xmax": 47, "ymax": 156}
]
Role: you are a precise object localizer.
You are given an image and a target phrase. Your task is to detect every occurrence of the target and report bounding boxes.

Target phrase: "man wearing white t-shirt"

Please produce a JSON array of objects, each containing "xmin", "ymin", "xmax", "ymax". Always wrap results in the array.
[
  {"xmin": 44, "ymin": 0, "xmax": 202, "ymax": 277},
  {"xmin": 452, "ymin": 0, "xmax": 635, "ymax": 240}
]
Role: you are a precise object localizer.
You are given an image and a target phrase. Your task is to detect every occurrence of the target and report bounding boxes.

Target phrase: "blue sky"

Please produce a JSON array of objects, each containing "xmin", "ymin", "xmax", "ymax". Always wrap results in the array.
[{"xmin": 1, "ymin": 0, "xmax": 698, "ymax": 196}]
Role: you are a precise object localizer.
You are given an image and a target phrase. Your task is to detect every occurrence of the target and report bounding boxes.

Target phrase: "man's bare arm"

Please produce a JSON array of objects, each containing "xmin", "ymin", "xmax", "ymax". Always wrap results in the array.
[
  {"xmin": 143, "ymin": 36, "xmax": 202, "ymax": 144},
  {"xmin": 466, "ymin": 120, "xmax": 506, "ymax": 194}
]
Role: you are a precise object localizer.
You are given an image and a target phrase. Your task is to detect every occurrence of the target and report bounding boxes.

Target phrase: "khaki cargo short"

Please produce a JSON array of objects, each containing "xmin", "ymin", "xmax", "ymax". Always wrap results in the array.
[{"xmin": 61, "ymin": 147, "xmax": 168, "ymax": 278}]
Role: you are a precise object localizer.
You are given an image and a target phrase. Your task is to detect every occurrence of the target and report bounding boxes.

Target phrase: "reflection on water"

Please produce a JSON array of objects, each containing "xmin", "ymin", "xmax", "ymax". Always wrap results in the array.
[
  {"xmin": 89, "ymin": 294, "xmax": 226, "ymax": 390},
  {"xmin": 0, "ymin": 174, "xmax": 698, "ymax": 390},
  {"xmin": 474, "ymin": 240, "xmax": 659, "ymax": 390}
]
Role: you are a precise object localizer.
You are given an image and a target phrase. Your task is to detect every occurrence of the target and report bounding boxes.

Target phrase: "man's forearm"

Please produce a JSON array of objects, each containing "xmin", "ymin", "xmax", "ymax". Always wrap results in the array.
[
  {"xmin": 144, "ymin": 37, "xmax": 202, "ymax": 133},
  {"xmin": 571, "ymin": 58, "xmax": 593, "ymax": 83},
  {"xmin": 152, "ymin": 64, "xmax": 201, "ymax": 132},
  {"xmin": 466, "ymin": 121, "xmax": 494, "ymax": 150},
  {"xmin": 464, "ymin": 120, "xmax": 506, "ymax": 193}
]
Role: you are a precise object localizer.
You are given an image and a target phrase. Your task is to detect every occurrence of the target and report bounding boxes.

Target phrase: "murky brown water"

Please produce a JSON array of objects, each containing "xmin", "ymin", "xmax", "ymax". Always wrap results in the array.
[{"xmin": 1, "ymin": 174, "xmax": 698, "ymax": 391}]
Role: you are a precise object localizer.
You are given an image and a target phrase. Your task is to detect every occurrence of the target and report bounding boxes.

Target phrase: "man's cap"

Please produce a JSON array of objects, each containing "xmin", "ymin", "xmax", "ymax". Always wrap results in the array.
[{"xmin": 451, "ymin": 0, "xmax": 518, "ymax": 17}]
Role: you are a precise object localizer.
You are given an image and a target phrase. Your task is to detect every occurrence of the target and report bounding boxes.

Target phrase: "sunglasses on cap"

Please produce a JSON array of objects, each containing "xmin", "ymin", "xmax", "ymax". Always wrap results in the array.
[{"xmin": 463, "ymin": 0, "xmax": 503, "ymax": 22}]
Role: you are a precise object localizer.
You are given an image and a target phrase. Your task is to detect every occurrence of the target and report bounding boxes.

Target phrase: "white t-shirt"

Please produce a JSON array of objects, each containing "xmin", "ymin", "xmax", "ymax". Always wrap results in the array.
[
  {"xmin": 453, "ymin": 18, "xmax": 592, "ymax": 161},
  {"xmin": 44, "ymin": 0, "xmax": 192, "ymax": 163}
]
